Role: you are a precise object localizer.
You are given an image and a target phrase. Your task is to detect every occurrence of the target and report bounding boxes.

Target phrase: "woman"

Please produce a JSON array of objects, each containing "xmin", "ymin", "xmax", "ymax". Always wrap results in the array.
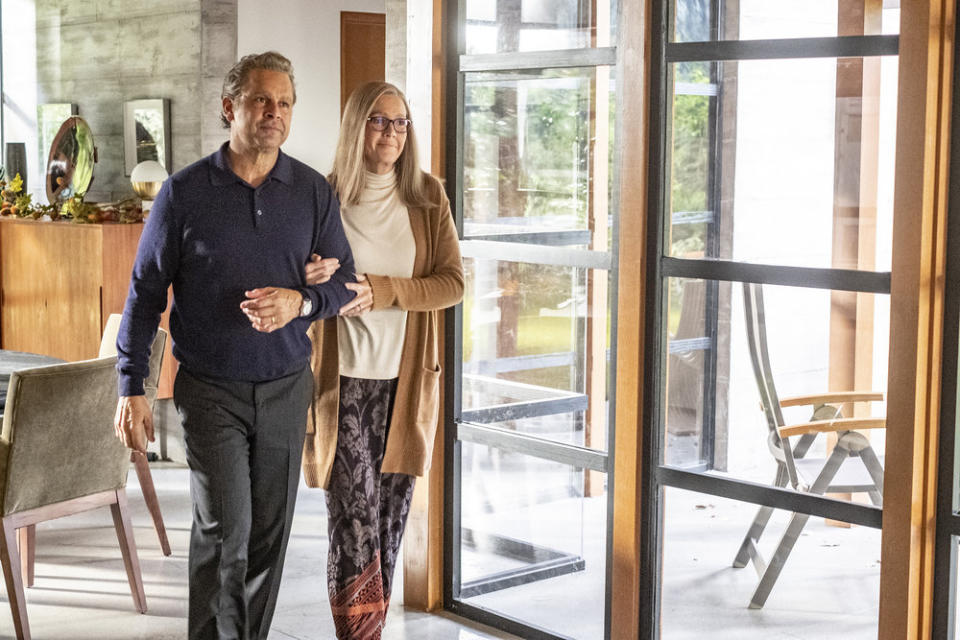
[{"xmin": 302, "ymin": 82, "xmax": 463, "ymax": 639}]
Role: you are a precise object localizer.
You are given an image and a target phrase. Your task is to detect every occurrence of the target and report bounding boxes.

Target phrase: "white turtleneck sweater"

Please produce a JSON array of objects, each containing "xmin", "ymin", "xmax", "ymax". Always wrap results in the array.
[{"xmin": 337, "ymin": 170, "xmax": 416, "ymax": 379}]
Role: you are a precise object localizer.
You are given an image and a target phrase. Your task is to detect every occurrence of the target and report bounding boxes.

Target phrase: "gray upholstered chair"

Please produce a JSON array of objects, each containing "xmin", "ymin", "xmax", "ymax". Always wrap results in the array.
[
  {"xmin": 16, "ymin": 318, "xmax": 171, "ymax": 597},
  {"xmin": 0, "ymin": 356, "xmax": 147, "ymax": 639},
  {"xmin": 99, "ymin": 314, "xmax": 171, "ymax": 556}
]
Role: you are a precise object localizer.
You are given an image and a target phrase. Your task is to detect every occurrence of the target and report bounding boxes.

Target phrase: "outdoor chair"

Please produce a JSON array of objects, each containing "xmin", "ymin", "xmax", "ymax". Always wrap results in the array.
[
  {"xmin": 0, "ymin": 357, "xmax": 147, "ymax": 639},
  {"xmin": 731, "ymin": 282, "xmax": 885, "ymax": 609}
]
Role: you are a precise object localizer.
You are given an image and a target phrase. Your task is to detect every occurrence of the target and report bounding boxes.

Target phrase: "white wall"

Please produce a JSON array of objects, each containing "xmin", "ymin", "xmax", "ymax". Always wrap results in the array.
[
  {"xmin": 238, "ymin": 0, "xmax": 386, "ymax": 175},
  {"xmin": 1, "ymin": 0, "xmax": 39, "ymax": 200}
]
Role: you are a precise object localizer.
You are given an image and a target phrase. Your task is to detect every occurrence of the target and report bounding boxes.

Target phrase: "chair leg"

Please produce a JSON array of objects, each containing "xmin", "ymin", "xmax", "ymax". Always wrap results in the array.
[
  {"xmin": 16, "ymin": 526, "xmax": 35, "ymax": 588},
  {"xmin": 0, "ymin": 517, "xmax": 30, "ymax": 639},
  {"xmin": 131, "ymin": 451, "xmax": 171, "ymax": 556},
  {"xmin": 110, "ymin": 490, "xmax": 147, "ymax": 614},
  {"xmin": 860, "ymin": 447, "xmax": 885, "ymax": 498},
  {"xmin": 749, "ymin": 510, "xmax": 812, "ymax": 609},
  {"xmin": 748, "ymin": 448, "xmax": 847, "ymax": 609},
  {"xmin": 733, "ymin": 504, "xmax": 776, "ymax": 569},
  {"xmin": 733, "ymin": 466, "xmax": 787, "ymax": 568}
]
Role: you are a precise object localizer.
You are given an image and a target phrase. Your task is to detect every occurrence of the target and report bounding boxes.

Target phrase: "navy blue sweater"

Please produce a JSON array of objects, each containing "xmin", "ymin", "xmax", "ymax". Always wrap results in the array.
[{"xmin": 117, "ymin": 143, "xmax": 355, "ymax": 396}]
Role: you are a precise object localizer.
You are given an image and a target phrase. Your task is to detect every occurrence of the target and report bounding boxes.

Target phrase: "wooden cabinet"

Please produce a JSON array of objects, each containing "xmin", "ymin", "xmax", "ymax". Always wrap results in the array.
[{"xmin": 0, "ymin": 218, "xmax": 175, "ymax": 397}]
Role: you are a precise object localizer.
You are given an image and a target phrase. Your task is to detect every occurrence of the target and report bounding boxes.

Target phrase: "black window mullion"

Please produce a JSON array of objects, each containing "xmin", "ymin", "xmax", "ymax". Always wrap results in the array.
[
  {"xmin": 666, "ymin": 34, "xmax": 899, "ymax": 63},
  {"xmin": 661, "ymin": 257, "xmax": 892, "ymax": 294},
  {"xmin": 638, "ymin": 0, "xmax": 670, "ymax": 636},
  {"xmin": 460, "ymin": 46, "xmax": 617, "ymax": 72},
  {"xmin": 657, "ymin": 466, "xmax": 882, "ymax": 528},
  {"xmin": 932, "ymin": 14, "xmax": 960, "ymax": 635},
  {"xmin": 461, "ymin": 239, "xmax": 612, "ymax": 270},
  {"xmin": 457, "ymin": 421, "xmax": 609, "ymax": 472}
]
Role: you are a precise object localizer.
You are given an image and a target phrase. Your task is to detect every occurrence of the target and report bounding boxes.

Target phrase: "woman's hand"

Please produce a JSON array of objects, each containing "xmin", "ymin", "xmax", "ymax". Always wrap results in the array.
[
  {"xmin": 339, "ymin": 274, "xmax": 372, "ymax": 316},
  {"xmin": 305, "ymin": 253, "xmax": 341, "ymax": 285}
]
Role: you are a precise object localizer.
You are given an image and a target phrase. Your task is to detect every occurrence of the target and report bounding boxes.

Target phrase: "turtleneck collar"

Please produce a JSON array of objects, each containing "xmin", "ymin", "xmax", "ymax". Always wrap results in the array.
[
  {"xmin": 358, "ymin": 169, "xmax": 398, "ymax": 204},
  {"xmin": 365, "ymin": 169, "xmax": 397, "ymax": 188}
]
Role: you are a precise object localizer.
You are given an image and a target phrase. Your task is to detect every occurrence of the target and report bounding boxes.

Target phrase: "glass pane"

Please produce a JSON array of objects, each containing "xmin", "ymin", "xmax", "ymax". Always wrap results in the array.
[
  {"xmin": 666, "ymin": 55, "xmax": 898, "ymax": 271},
  {"xmin": 664, "ymin": 278, "xmax": 888, "ymax": 495},
  {"xmin": 459, "ymin": 441, "xmax": 606, "ymax": 639},
  {"xmin": 463, "ymin": 66, "xmax": 615, "ymax": 246},
  {"xmin": 671, "ymin": 0, "xmax": 900, "ymax": 42},
  {"xmin": 462, "ymin": 257, "xmax": 611, "ymax": 452},
  {"xmin": 465, "ymin": 0, "xmax": 617, "ymax": 54},
  {"xmin": 661, "ymin": 486, "xmax": 880, "ymax": 637}
]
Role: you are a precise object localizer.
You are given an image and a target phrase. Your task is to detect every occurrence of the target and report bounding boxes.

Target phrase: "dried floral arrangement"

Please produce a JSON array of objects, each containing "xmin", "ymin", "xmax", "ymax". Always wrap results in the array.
[{"xmin": 0, "ymin": 168, "xmax": 144, "ymax": 223}]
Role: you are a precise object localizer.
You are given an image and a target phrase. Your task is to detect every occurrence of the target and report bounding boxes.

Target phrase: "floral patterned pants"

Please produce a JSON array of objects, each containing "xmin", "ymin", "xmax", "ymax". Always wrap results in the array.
[{"xmin": 325, "ymin": 376, "xmax": 416, "ymax": 640}]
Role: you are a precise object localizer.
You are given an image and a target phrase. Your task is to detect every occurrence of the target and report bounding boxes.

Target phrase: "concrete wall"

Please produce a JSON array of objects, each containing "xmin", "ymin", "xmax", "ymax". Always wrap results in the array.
[
  {"xmin": 34, "ymin": 0, "xmax": 202, "ymax": 200},
  {"xmin": 238, "ymin": 0, "xmax": 386, "ymax": 174},
  {"xmin": 1, "ymin": 0, "xmax": 237, "ymax": 202}
]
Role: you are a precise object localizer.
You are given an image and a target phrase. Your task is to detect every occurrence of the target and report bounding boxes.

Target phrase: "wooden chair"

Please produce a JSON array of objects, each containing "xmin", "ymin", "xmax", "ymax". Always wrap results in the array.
[
  {"xmin": 17, "ymin": 318, "xmax": 171, "ymax": 593},
  {"xmin": 0, "ymin": 357, "xmax": 147, "ymax": 639},
  {"xmin": 731, "ymin": 282, "xmax": 885, "ymax": 608},
  {"xmin": 98, "ymin": 314, "xmax": 171, "ymax": 557}
]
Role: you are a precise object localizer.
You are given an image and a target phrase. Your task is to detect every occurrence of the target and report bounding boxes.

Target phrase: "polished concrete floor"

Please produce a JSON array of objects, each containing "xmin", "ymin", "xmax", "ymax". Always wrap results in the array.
[
  {"xmin": 0, "ymin": 456, "xmax": 882, "ymax": 639},
  {"xmin": 0, "ymin": 464, "xmax": 519, "ymax": 640}
]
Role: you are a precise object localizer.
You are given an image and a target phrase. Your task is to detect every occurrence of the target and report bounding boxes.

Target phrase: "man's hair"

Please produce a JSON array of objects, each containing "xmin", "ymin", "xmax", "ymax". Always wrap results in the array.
[
  {"xmin": 329, "ymin": 81, "xmax": 430, "ymax": 208},
  {"xmin": 220, "ymin": 51, "xmax": 296, "ymax": 129}
]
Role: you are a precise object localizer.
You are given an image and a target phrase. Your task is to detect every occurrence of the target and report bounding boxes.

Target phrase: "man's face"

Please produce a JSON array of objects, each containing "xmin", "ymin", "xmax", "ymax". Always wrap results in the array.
[{"xmin": 223, "ymin": 69, "xmax": 294, "ymax": 153}]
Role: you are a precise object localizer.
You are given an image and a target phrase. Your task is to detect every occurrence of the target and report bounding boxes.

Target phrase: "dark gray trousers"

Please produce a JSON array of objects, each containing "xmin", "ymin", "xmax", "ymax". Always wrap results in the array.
[{"xmin": 174, "ymin": 365, "xmax": 313, "ymax": 640}]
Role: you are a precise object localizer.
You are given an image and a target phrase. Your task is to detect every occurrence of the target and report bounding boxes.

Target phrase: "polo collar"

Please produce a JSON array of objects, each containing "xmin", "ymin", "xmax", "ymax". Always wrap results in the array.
[{"xmin": 209, "ymin": 142, "xmax": 294, "ymax": 187}]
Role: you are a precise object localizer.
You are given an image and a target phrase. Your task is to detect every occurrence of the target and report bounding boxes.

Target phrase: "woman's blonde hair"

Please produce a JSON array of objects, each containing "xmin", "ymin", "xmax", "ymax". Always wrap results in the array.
[{"xmin": 330, "ymin": 82, "xmax": 430, "ymax": 207}]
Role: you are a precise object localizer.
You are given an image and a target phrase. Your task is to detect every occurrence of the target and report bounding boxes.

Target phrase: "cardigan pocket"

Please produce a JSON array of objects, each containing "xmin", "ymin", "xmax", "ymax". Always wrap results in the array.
[{"xmin": 415, "ymin": 363, "xmax": 442, "ymax": 429}]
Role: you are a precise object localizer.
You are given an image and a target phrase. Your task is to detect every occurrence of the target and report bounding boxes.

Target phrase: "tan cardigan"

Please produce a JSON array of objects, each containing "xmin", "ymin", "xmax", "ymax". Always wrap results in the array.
[{"xmin": 302, "ymin": 174, "xmax": 464, "ymax": 488}]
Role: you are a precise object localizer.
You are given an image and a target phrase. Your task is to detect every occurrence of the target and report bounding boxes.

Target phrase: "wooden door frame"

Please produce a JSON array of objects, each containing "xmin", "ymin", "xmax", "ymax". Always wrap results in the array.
[{"xmin": 879, "ymin": 1, "xmax": 956, "ymax": 638}]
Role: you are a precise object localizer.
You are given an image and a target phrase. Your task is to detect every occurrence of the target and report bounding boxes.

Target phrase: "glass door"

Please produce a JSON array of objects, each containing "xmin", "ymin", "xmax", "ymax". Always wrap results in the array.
[
  {"xmin": 642, "ymin": 1, "xmax": 900, "ymax": 637},
  {"xmin": 444, "ymin": 1, "xmax": 619, "ymax": 638}
]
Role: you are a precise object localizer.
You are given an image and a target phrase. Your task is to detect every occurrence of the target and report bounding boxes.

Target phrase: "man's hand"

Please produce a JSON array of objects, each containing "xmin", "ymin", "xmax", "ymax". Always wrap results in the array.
[
  {"xmin": 115, "ymin": 395, "xmax": 154, "ymax": 453},
  {"xmin": 240, "ymin": 287, "xmax": 302, "ymax": 332},
  {"xmin": 305, "ymin": 253, "xmax": 340, "ymax": 285}
]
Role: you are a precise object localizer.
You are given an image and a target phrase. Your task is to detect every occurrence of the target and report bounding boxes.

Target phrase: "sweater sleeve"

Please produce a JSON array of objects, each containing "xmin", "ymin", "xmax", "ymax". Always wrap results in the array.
[
  {"xmin": 301, "ymin": 180, "xmax": 357, "ymax": 320},
  {"xmin": 366, "ymin": 180, "xmax": 464, "ymax": 312},
  {"xmin": 116, "ymin": 179, "xmax": 180, "ymax": 396}
]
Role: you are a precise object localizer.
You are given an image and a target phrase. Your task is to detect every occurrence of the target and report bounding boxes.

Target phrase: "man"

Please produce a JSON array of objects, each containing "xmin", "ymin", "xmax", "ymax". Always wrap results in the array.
[{"xmin": 114, "ymin": 51, "xmax": 353, "ymax": 639}]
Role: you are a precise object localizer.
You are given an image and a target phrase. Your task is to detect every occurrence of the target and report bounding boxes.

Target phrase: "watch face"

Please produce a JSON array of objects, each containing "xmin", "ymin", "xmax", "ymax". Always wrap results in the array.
[{"xmin": 301, "ymin": 296, "xmax": 313, "ymax": 317}]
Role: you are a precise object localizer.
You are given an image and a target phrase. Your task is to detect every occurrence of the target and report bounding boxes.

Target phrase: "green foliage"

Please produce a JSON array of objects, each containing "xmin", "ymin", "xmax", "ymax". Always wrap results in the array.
[
  {"xmin": 62, "ymin": 196, "xmax": 100, "ymax": 223},
  {"xmin": 670, "ymin": 64, "xmax": 710, "ymax": 260},
  {"xmin": 14, "ymin": 193, "xmax": 33, "ymax": 215}
]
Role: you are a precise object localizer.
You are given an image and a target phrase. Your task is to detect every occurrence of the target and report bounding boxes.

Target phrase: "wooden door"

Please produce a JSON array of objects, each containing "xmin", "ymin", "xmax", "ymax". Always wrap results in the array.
[{"xmin": 340, "ymin": 11, "xmax": 386, "ymax": 114}]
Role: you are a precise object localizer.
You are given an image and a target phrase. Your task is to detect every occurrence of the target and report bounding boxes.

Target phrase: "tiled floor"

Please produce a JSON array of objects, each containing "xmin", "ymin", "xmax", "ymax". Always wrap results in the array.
[{"xmin": 0, "ymin": 464, "xmax": 518, "ymax": 640}]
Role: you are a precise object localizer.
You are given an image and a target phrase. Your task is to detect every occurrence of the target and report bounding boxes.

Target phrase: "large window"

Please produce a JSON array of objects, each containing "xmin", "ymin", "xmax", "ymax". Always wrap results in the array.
[
  {"xmin": 643, "ymin": 1, "xmax": 899, "ymax": 637},
  {"xmin": 445, "ymin": 1, "xmax": 618, "ymax": 638}
]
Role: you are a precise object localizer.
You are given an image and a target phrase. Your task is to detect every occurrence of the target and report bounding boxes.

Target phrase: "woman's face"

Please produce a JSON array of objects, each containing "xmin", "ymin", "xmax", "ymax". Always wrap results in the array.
[{"xmin": 363, "ymin": 94, "xmax": 408, "ymax": 175}]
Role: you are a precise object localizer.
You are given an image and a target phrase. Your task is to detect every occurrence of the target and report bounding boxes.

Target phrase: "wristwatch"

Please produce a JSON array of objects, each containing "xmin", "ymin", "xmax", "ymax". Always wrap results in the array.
[{"xmin": 299, "ymin": 292, "xmax": 313, "ymax": 317}]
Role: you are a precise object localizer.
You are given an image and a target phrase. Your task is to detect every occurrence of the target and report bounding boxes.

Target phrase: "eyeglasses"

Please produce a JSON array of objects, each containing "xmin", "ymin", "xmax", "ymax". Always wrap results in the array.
[{"xmin": 367, "ymin": 116, "xmax": 411, "ymax": 132}]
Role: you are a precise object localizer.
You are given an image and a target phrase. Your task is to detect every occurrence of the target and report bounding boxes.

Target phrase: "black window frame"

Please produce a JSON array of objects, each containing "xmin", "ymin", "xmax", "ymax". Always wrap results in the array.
[
  {"xmin": 640, "ymin": 1, "xmax": 899, "ymax": 636},
  {"xmin": 442, "ymin": 1, "xmax": 623, "ymax": 638},
  {"xmin": 931, "ymin": 14, "xmax": 960, "ymax": 638}
]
